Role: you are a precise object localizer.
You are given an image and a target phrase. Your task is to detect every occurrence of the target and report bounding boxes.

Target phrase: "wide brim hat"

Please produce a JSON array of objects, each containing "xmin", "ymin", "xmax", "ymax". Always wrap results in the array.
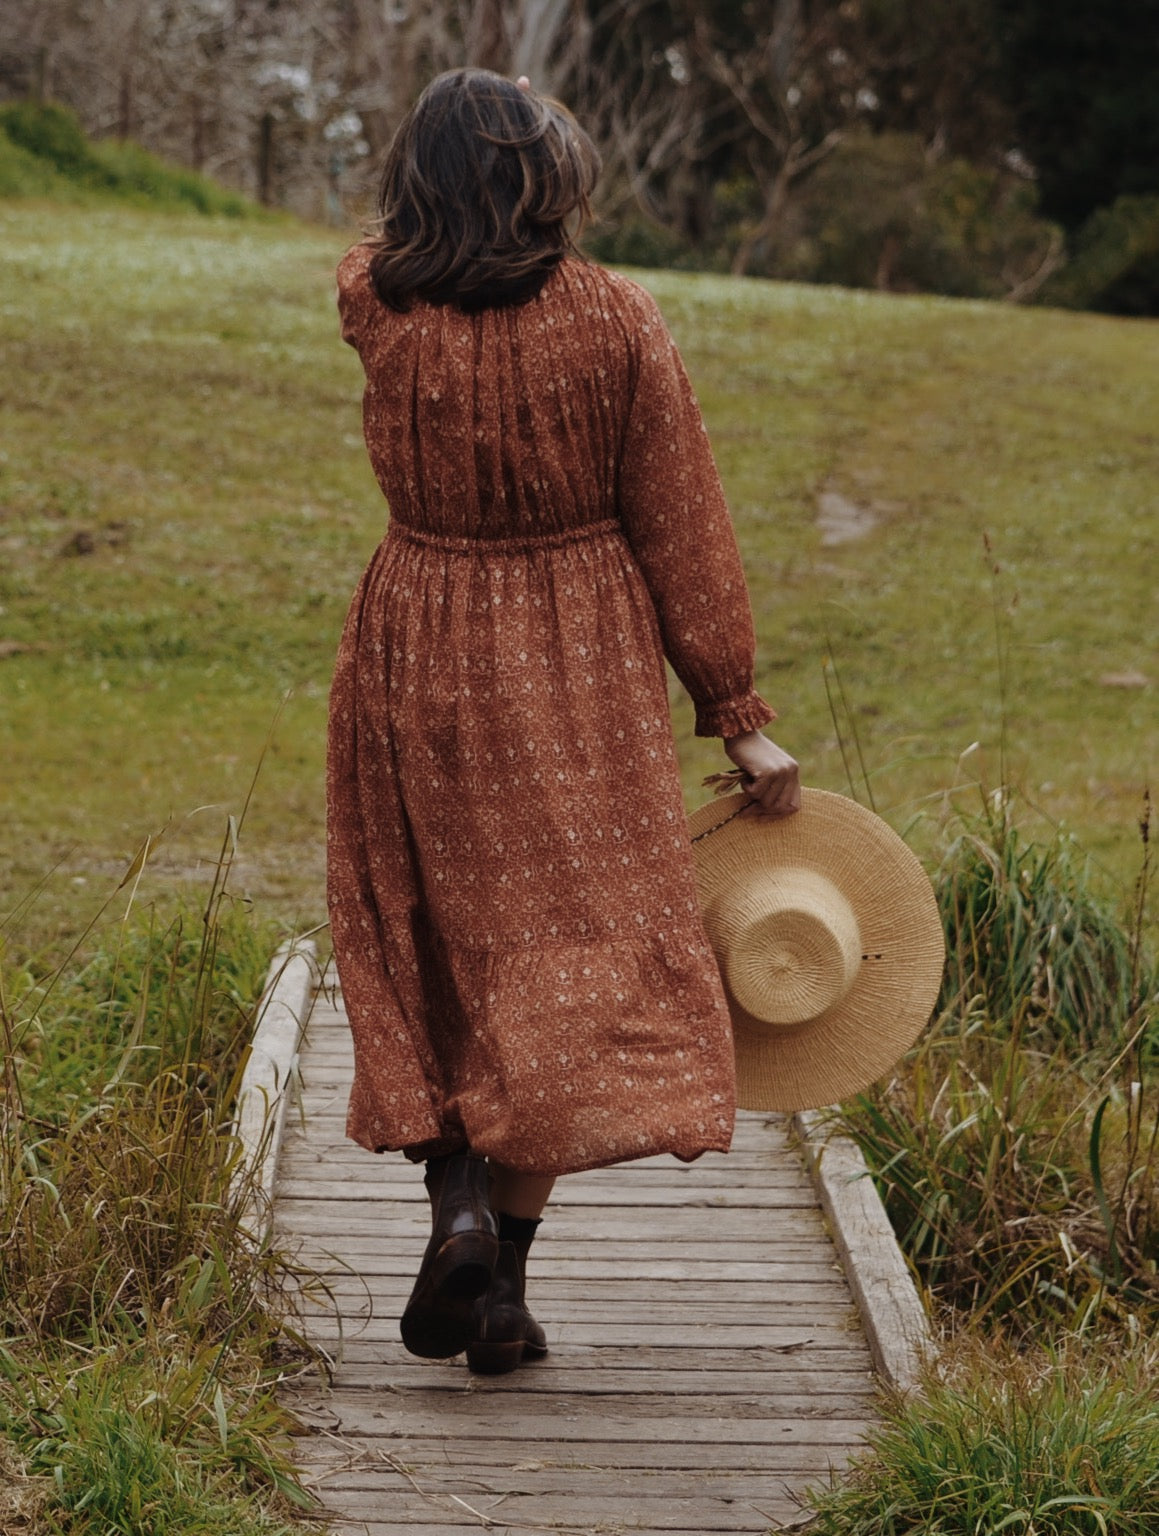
[{"xmin": 688, "ymin": 787, "xmax": 945, "ymax": 1111}]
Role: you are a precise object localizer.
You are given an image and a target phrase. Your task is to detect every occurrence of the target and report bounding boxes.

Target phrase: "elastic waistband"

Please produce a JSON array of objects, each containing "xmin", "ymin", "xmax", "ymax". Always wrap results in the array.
[{"xmin": 386, "ymin": 517, "xmax": 622, "ymax": 555}]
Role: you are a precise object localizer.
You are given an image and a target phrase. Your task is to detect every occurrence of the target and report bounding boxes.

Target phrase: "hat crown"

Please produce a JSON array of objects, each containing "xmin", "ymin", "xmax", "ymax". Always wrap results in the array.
[{"xmin": 705, "ymin": 867, "xmax": 861, "ymax": 1028}]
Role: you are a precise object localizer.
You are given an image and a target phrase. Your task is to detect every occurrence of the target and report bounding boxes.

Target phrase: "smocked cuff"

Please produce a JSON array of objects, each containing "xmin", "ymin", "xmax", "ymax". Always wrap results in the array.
[{"xmin": 694, "ymin": 688, "xmax": 777, "ymax": 739}]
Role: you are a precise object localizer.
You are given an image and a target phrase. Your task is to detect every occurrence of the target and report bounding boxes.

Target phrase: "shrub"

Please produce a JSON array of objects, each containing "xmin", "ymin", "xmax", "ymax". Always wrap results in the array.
[
  {"xmin": 0, "ymin": 100, "xmax": 255, "ymax": 216},
  {"xmin": 759, "ymin": 131, "xmax": 1060, "ymax": 299},
  {"xmin": 584, "ymin": 213, "xmax": 703, "ymax": 271},
  {"xmin": 90, "ymin": 138, "xmax": 251, "ymax": 217},
  {"xmin": 1042, "ymin": 193, "xmax": 1159, "ymax": 316},
  {"xmin": 0, "ymin": 128, "xmax": 73, "ymax": 199},
  {"xmin": 0, "ymin": 100, "xmax": 98, "ymax": 180}
]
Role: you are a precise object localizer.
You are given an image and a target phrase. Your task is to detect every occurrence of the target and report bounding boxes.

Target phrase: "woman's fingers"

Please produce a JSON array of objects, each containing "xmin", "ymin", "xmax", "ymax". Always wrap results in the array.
[
  {"xmin": 516, "ymin": 75, "xmax": 531, "ymax": 91},
  {"xmin": 741, "ymin": 766, "xmax": 801, "ymax": 819}
]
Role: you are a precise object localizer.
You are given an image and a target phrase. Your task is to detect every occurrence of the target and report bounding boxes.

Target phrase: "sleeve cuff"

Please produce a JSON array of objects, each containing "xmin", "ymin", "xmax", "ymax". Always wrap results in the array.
[{"xmin": 694, "ymin": 689, "xmax": 777, "ymax": 739}]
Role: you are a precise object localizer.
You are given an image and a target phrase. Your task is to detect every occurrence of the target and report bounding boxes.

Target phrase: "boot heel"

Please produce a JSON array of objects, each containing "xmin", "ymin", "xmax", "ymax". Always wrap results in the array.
[
  {"xmin": 465, "ymin": 1338, "xmax": 526, "ymax": 1375},
  {"xmin": 466, "ymin": 1238, "xmax": 549, "ymax": 1375},
  {"xmin": 431, "ymin": 1231, "xmax": 498, "ymax": 1300}
]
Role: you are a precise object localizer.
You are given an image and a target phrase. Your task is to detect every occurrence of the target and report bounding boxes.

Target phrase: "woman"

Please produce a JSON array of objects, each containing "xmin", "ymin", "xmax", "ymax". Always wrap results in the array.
[{"xmin": 327, "ymin": 68, "xmax": 799, "ymax": 1376}]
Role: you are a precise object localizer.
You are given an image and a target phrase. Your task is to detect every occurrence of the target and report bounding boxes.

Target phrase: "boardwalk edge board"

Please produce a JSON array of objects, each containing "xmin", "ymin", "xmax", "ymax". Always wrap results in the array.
[
  {"xmin": 792, "ymin": 1108, "xmax": 934, "ymax": 1394},
  {"xmin": 234, "ymin": 937, "xmax": 320, "ymax": 1232}
]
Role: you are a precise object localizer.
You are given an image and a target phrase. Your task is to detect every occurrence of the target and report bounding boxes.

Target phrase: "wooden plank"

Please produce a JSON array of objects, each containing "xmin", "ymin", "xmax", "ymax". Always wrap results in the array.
[
  {"xmin": 297, "ymin": 1342, "xmax": 874, "ymax": 1373},
  {"xmin": 293, "ymin": 1321, "xmax": 860, "ymax": 1349},
  {"xmin": 292, "ymin": 1389, "xmax": 870, "ymax": 1423},
  {"xmin": 297, "ymin": 1451, "xmax": 842, "ymax": 1501},
  {"xmin": 285, "ymin": 1256, "xmax": 848, "ymax": 1283},
  {"xmin": 277, "ymin": 1180, "xmax": 822, "ymax": 1208},
  {"xmin": 279, "ymin": 1223, "xmax": 834, "ymax": 1249},
  {"xmin": 277, "ymin": 1144, "xmax": 810, "ymax": 1175},
  {"xmin": 291, "ymin": 1487, "xmax": 811, "ymax": 1531},
  {"xmin": 284, "ymin": 1152, "xmax": 814, "ymax": 1183},
  {"xmin": 233, "ymin": 940, "xmax": 319, "ymax": 1231},
  {"xmin": 318, "ymin": 1520, "xmax": 817, "ymax": 1535},
  {"xmin": 281, "ymin": 1223, "xmax": 833, "ymax": 1251},
  {"xmin": 294, "ymin": 1388, "xmax": 865, "ymax": 1419},
  {"xmin": 321, "ymin": 1521, "xmax": 813, "ymax": 1536},
  {"xmin": 794, "ymin": 1109, "xmax": 933, "ymax": 1394},
  {"xmin": 289, "ymin": 1397, "xmax": 872, "ymax": 1443},
  {"xmin": 287, "ymin": 1246, "xmax": 848, "ymax": 1272},
  {"xmin": 288, "ymin": 1432, "xmax": 859, "ymax": 1476},
  {"xmin": 311, "ymin": 1363, "xmax": 874, "ymax": 1396},
  {"xmin": 292, "ymin": 1282, "xmax": 853, "ymax": 1311}
]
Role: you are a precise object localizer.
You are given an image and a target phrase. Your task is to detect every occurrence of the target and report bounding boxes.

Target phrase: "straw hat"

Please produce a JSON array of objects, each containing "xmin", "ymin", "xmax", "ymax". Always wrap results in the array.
[{"xmin": 688, "ymin": 787, "xmax": 945, "ymax": 1111}]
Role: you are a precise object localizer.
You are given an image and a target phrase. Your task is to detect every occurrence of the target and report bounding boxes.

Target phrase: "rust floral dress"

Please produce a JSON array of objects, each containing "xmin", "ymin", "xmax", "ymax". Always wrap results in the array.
[{"xmin": 327, "ymin": 246, "xmax": 775, "ymax": 1176}]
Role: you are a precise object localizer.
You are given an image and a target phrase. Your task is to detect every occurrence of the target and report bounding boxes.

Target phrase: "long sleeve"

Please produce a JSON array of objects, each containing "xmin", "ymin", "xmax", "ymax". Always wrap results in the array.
[{"xmin": 615, "ymin": 283, "xmax": 775, "ymax": 738}]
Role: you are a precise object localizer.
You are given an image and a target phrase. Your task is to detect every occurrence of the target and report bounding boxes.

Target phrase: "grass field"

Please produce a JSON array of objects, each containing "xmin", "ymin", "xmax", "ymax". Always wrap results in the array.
[{"xmin": 1, "ymin": 201, "xmax": 1156, "ymax": 955}]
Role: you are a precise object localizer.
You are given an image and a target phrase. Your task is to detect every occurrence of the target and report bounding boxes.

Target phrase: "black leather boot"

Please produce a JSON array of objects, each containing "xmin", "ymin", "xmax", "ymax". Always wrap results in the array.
[
  {"xmin": 466, "ymin": 1216, "xmax": 548, "ymax": 1375},
  {"xmin": 400, "ymin": 1152, "xmax": 499, "ymax": 1359}
]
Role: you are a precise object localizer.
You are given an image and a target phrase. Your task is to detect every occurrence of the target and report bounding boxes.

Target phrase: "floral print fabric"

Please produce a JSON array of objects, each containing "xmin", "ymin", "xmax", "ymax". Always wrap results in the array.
[{"xmin": 327, "ymin": 247, "xmax": 774, "ymax": 1175}]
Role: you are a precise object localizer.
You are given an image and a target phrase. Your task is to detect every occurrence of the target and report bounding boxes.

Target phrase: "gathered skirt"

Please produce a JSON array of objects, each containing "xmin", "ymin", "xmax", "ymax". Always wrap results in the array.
[{"xmin": 325, "ymin": 515, "xmax": 737, "ymax": 1175}]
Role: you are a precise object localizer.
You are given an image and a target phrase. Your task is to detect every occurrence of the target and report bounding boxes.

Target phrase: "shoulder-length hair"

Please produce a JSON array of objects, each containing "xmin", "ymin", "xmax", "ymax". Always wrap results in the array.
[{"xmin": 367, "ymin": 69, "xmax": 600, "ymax": 313}]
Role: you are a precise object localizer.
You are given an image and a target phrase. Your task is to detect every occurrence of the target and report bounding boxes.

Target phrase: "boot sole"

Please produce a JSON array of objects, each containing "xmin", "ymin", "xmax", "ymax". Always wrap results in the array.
[{"xmin": 400, "ymin": 1231, "xmax": 499, "ymax": 1360}]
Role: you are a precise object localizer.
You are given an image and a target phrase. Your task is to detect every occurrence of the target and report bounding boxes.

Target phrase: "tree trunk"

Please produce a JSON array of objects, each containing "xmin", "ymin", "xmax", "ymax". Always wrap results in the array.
[
  {"xmin": 511, "ymin": 0, "xmax": 573, "ymax": 92},
  {"xmin": 467, "ymin": 0, "xmax": 509, "ymax": 72},
  {"xmin": 190, "ymin": 96, "xmax": 205, "ymax": 170},
  {"xmin": 118, "ymin": 65, "xmax": 133, "ymax": 139},
  {"xmin": 258, "ymin": 112, "xmax": 275, "ymax": 205}
]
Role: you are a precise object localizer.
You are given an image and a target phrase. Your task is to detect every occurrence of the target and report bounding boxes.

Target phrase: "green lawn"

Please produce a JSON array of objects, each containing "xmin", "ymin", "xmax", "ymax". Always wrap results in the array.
[{"xmin": 1, "ymin": 202, "xmax": 1155, "ymax": 954}]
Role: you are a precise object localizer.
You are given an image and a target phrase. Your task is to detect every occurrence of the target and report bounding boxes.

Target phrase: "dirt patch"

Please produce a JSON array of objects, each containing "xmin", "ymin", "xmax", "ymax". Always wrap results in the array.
[{"xmin": 816, "ymin": 488, "xmax": 879, "ymax": 545}]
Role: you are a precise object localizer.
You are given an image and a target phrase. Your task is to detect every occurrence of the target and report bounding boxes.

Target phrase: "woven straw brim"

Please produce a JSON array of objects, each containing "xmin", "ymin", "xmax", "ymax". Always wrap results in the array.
[{"xmin": 688, "ymin": 788, "xmax": 945, "ymax": 1111}]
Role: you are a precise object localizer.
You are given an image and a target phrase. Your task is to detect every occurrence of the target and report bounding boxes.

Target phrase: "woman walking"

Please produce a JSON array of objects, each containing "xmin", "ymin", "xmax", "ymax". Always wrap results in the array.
[{"xmin": 326, "ymin": 68, "xmax": 799, "ymax": 1375}]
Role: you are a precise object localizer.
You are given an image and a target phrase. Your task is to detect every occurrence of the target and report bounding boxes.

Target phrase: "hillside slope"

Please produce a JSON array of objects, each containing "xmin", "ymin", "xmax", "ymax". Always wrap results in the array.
[{"xmin": 1, "ymin": 204, "xmax": 1154, "ymax": 947}]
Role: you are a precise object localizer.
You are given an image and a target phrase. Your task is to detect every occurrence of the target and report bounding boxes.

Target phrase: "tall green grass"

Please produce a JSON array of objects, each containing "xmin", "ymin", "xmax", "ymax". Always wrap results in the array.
[
  {"xmin": 808, "ymin": 1338, "xmax": 1159, "ymax": 1536},
  {"xmin": 0, "ymin": 829, "xmax": 319, "ymax": 1534}
]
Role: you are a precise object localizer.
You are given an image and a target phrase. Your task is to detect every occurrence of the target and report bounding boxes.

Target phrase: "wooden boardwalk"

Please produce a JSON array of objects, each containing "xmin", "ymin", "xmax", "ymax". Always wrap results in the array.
[{"xmin": 274, "ymin": 969, "xmax": 879, "ymax": 1535}]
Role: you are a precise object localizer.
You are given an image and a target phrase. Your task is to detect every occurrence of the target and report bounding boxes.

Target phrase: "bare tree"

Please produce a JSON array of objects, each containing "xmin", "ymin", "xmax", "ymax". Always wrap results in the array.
[{"xmin": 688, "ymin": 2, "xmax": 852, "ymax": 275}]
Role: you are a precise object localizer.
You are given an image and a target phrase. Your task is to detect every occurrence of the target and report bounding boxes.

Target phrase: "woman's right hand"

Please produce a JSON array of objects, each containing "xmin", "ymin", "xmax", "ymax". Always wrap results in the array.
[{"xmin": 722, "ymin": 731, "xmax": 801, "ymax": 819}]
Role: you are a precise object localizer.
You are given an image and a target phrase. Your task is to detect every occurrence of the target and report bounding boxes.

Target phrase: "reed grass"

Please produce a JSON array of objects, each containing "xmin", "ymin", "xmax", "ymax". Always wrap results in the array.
[
  {"xmin": 837, "ymin": 793, "xmax": 1158, "ymax": 1335},
  {"xmin": 936, "ymin": 800, "xmax": 1144, "ymax": 1055},
  {"xmin": 0, "ymin": 831, "xmax": 320, "ymax": 1534}
]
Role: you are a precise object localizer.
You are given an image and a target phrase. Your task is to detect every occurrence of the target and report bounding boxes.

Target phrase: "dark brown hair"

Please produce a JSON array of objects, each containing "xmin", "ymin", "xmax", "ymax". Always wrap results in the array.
[{"xmin": 368, "ymin": 69, "xmax": 600, "ymax": 313}]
